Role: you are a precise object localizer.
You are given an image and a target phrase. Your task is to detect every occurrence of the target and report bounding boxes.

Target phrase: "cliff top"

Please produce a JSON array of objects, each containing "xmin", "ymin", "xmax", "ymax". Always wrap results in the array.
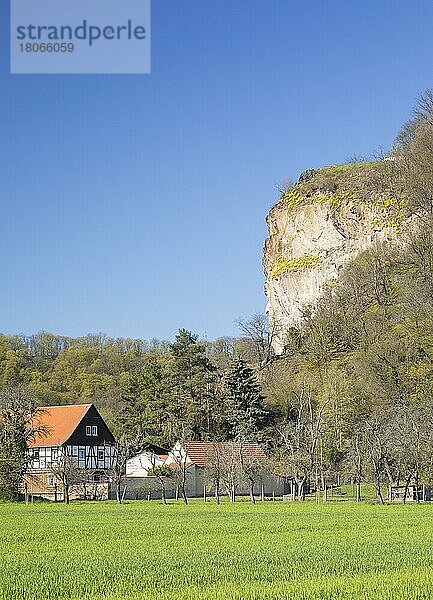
[{"xmin": 275, "ymin": 160, "xmax": 403, "ymax": 213}]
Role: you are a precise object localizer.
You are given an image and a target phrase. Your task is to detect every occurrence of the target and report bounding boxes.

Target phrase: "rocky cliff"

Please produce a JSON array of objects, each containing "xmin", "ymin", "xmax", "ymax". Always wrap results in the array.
[{"xmin": 263, "ymin": 162, "xmax": 407, "ymax": 354}]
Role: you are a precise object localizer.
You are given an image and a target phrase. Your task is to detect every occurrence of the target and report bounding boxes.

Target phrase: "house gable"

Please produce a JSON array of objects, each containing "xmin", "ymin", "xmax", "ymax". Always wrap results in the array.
[{"xmin": 64, "ymin": 404, "xmax": 115, "ymax": 446}]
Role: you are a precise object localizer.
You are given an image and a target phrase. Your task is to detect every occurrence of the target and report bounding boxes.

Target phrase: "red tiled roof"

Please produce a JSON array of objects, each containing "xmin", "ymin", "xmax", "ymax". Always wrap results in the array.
[
  {"xmin": 182, "ymin": 441, "xmax": 267, "ymax": 468},
  {"xmin": 28, "ymin": 404, "xmax": 92, "ymax": 447}
]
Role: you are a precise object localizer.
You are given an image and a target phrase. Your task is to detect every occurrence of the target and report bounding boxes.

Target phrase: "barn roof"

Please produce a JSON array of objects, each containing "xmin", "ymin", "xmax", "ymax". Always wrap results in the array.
[
  {"xmin": 181, "ymin": 441, "xmax": 267, "ymax": 468},
  {"xmin": 28, "ymin": 404, "xmax": 93, "ymax": 447}
]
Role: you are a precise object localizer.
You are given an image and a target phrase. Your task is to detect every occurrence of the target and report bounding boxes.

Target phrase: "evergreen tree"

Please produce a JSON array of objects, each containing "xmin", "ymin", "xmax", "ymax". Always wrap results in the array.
[
  {"xmin": 116, "ymin": 351, "xmax": 173, "ymax": 447},
  {"xmin": 169, "ymin": 329, "xmax": 218, "ymax": 439},
  {"xmin": 225, "ymin": 359, "xmax": 269, "ymax": 441}
]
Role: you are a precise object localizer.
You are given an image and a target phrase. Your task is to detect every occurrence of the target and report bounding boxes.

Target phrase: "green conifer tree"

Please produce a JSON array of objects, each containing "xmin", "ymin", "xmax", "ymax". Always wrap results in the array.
[{"xmin": 225, "ymin": 359, "xmax": 269, "ymax": 441}]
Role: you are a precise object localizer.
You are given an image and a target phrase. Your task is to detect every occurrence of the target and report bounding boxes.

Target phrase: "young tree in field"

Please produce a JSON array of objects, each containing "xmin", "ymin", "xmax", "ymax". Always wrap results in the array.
[
  {"xmin": 205, "ymin": 443, "xmax": 224, "ymax": 504},
  {"xmin": 49, "ymin": 447, "xmax": 81, "ymax": 504},
  {"xmin": 168, "ymin": 442, "xmax": 190, "ymax": 505},
  {"xmin": 278, "ymin": 383, "xmax": 330, "ymax": 500},
  {"xmin": 238, "ymin": 443, "xmax": 269, "ymax": 504},
  {"xmin": 105, "ymin": 435, "xmax": 140, "ymax": 504},
  {"xmin": 361, "ymin": 414, "xmax": 390, "ymax": 505},
  {"xmin": 219, "ymin": 443, "xmax": 242, "ymax": 502},
  {"xmin": 0, "ymin": 386, "xmax": 47, "ymax": 500},
  {"xmin": 225, "ymin": 359, "xmax": 269, "ymax": 442},
  {"xmin": 147, "ymin": 464, "xmax": 172, "ymax": 505},
  {"xmin": 344, "ymin": 430, "xmax": 369, "ymax": 502}
]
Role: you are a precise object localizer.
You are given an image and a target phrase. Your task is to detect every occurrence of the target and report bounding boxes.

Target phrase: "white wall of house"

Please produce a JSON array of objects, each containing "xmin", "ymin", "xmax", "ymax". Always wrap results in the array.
[
  {"xmin": 165, "ymin": 442, "xmax": 190, "ymax": 467},
  {"xmin": 126, "ymin": 451, "xmax": 165, "ymax": 477},
  {"xmin": 28, "ymin": 444, "xmax": 115, "ymax": 472}
]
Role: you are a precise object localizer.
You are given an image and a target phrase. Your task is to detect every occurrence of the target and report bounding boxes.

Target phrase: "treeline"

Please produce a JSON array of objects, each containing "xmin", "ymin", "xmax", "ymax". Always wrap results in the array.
[{"xmin": 0, "ymin": 324, "xmax": 267, "ymax": 432}]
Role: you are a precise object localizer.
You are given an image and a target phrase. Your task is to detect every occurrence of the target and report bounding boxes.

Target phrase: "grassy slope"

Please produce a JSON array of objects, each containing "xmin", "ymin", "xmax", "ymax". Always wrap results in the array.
[{"xmin": 2, "ymin": 501, "xmax": 433, "ymax": 599}]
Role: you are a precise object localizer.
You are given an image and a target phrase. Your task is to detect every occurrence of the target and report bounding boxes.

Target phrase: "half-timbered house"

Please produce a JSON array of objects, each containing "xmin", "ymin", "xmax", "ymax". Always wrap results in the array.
[{"xmin": 25, "ymin": 403, "xmax": 116, "ymax": 501}]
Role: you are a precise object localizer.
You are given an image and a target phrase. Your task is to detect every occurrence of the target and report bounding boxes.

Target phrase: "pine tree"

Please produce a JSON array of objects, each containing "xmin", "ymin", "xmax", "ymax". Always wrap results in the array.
[
  {"xmin": 169, "ymin": 329, "xmax": 218, "ymax": 439},
  {"xmin": 225, "ymin": 359, "xmax": 269, "ymax": 441},
  {"xmin": 116, "ymin": 351, "xmax": 173, "ymax": 447}
]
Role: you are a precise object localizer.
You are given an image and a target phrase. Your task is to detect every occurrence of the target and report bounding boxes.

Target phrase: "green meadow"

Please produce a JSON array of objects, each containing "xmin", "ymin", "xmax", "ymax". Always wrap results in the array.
[{"xmin": 2, "ymin": 500, "xmax": 433, "ymax": 599}]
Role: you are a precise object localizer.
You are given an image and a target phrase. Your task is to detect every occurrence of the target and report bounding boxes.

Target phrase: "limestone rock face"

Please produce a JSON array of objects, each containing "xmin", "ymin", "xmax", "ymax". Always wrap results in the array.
[{"xmin": 263, "ymin": 163, "xmax": 406, "ymax": 354}]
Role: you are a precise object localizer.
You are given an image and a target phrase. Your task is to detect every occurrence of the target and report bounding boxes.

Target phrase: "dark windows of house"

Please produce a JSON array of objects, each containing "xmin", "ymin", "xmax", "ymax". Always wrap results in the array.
[
  {"xmin": 32, "ymin": 449, "xmax": 40, "ymax": 461},
  {"xmin": 79, "ymin": 449, "xmax": 85, "ymax": 460},
  {"xmin": 51, "ymin": 448, "xmax": 58, "ymax": 461},
  {"xmin": 98, "ymin": 449, "xmax": 104, "ymax": 461},
  {"xmin": 86, "ymin": 426, "xmax": 92, "ymax": 436},
  {"xmin": 92, "ymin": 425, "xmax": 98, "ymax": 436}
]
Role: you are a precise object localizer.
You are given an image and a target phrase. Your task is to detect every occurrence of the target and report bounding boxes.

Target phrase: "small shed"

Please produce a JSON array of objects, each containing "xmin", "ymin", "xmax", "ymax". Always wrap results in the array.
[{"xmin": 389, "ymin": 484, "xmax": 431, "ymax": 502}]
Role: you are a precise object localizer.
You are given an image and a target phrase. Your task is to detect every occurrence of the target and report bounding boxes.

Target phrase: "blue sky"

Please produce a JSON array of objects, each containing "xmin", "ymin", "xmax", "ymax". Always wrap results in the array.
[{"xmin": 1, "ymin": 1, "xmax": 432, "ymax": 342}]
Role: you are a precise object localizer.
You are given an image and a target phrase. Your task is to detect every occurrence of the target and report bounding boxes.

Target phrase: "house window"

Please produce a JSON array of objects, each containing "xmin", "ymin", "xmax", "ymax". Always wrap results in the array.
[
  {"xmin": 98, "ymin": 449, "xmax": 104, "ymax": 461},
  {"xmin": 32, "ymin": 449, "xmax": 40, "ymax": 461},
  {"xmin": 93, "ymin": 472, "xmax": 102, "ymax": 483},
  {"xmin": 79, "ymin": 449, "xmax": 85, "ymax": 461},
  {"xmin": 48, "ymin": 476, "xmax": 57, "ymax": 487},
  {"xmin": 86, "ymin": 425, "xmax": 98, "ymax": 436},
  {"xmin": 51, "ymin": 448, "xmax": 58, "ymax": 461}
]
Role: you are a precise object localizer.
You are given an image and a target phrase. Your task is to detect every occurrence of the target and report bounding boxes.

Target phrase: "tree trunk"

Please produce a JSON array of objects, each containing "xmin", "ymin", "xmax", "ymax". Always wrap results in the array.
[
  {"xmin": 355, "ymin": 480, "xmax": 361, "ymax": 503},
  {"xmin": 297, "ymin": 479, "xmax": 306, "ymax": 501},
  {"xmin": 215, "ymin": 479, "xmax": 220, "ymax": 505},
  {"xmin": 64, "ymin": 482, "xmax": 70, "ymax": 505},
  {"xmin": 249, "ymin": 478, "xmax": 256, "ymax": 504},
  {"xmin": 160, "ymin": 478, "xmax": 167, "ymax": 505},
  {"xmin": 116, "ymin": 480, "xmax": 122, "ymax": 504},
  {"xmin": 374, "ymin": 472, "xmax": 384, "ymax": 505},
  {"xmin": 403, "ymin": 476, "xmax": 411, "ymax": 505}
]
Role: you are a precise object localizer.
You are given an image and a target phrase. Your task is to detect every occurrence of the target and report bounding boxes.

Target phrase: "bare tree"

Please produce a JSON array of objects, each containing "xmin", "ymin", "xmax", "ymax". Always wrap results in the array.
[
  {"xmin": 344, "ymin": 430, "xmax": 368, "ymax": 502},
  {"xmin": 169, "ymin": 443, "xmax": 190, "ymax": 505},
  {"xmin": 49, "ymin": 447, "xmax": 81, "ymax": 504},
  {"xmin": 236, "ymin": 313, "xmax": 278, "ymax": 366},
  {"xmin": 238, "ymin": 442, "xmax": 269, "ymax": 504},
  {"xmin": 278, "ymin": 383, "xmax": 330, "ymax": 500},
  {"xmin": 104, "ymin": 435, "xmax": 139, "ymax": 504},
  {"xmin": 205, "ymin": 442, "xmax": 224, "ymax": 504},
  {"xmin": 147, "ymin": 453, "xmax": 172, "ymax": 505},
  {"xmin": 0, "ymin": 386, "xmax": 48, "ymax": 500},
  {"xmin": 219, "ymin": 443, "xmax": 242, "ymax": 502}
]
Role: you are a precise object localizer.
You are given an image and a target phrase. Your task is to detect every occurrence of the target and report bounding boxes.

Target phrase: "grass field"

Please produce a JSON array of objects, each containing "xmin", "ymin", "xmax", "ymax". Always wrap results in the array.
[{"xmin": 2, "ymin": 500, "xmax": 433, "ymax": 599}]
